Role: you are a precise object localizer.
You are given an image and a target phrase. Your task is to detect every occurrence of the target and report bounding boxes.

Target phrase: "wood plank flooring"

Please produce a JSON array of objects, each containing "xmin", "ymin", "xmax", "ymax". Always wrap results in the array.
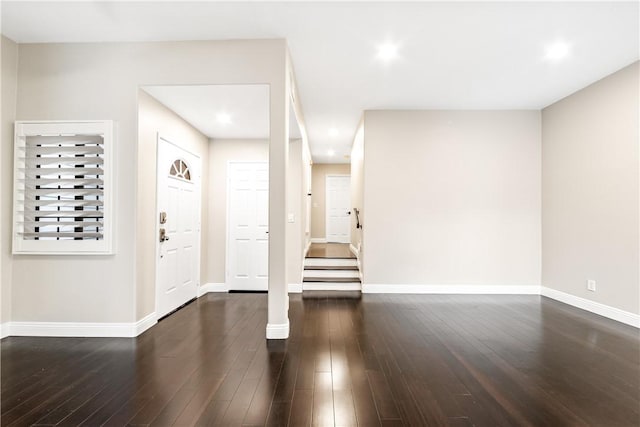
[{"xmin": 2, "ymin": 293, "xmax": 639, "ymax": 426}]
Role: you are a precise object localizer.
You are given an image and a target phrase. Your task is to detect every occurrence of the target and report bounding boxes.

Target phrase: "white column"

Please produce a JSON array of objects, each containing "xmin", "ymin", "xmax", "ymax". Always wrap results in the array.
[{"xmin": 266, "ymin": 77, "xmax": 290, "ymax": 339}]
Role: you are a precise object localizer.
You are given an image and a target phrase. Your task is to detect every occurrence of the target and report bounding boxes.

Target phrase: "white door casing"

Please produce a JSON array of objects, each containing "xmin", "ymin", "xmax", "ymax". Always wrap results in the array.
[
  {"xmin": 156, "ymin": 136, "xmax": 201, "ymax": 319},
  {"xmin": 326, "ymin": 175, "xmax": 351, "ymax": 243},
  {"xmin": 227, "ymin": 162, "xmax": 269, "ymax": 291}
]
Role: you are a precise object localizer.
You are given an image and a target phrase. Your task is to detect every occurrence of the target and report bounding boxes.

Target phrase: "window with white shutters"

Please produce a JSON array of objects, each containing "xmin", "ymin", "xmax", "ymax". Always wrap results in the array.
[{"xmin": 13, "ymin": 121, "xmax": 115, "ymax": 254}]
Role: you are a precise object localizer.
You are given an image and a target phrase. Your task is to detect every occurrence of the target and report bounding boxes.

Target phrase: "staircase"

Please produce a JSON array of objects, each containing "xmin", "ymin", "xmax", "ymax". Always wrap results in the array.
[{"xmin": 303, "ymin": 244, "xmax": 361, "ymax": 291}]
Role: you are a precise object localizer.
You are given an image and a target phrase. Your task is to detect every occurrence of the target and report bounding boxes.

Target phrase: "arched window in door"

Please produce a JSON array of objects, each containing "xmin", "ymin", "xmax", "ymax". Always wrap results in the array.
[{"xmin": 169, "ymin": 159, "xmax": 191, "ymax": 181}]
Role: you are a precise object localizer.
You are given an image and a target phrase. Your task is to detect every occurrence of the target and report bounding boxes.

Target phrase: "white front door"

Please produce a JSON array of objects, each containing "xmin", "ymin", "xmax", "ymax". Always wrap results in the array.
[
  {"xmin": 227, "ymin": 162, "xmax": 269, "ymax": 291},
  {"xmin": 326, "ymin": 175, "xmax": 351, "ymax": 243},
  {"xmin": 156, "ymin": 137, "xmax": 201, "ymax": 319}
]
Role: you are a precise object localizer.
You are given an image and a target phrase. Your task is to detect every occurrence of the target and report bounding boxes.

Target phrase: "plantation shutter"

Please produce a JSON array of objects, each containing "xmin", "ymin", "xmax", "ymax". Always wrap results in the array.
[{"xmin": 13, "ymin": 121, "xmax": 115, "ymax": 254}]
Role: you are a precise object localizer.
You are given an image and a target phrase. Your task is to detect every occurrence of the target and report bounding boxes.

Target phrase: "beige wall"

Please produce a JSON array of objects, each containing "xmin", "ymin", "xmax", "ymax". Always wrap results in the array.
[
  {"xmin": 206, "ymin": 139, "xmax": 269, "ymax": 284},
  {"xmin": 10, "ymin": 39, "xmax": 289, "ymax": 324},
  {"xmin": 1, "ymin": 36, "xmax": 18, "ymax": 326},
  {"xmin": 287, "ymin": 139, "xmax": 303, "ymax": 285},
  {"xmin": 288, "ymin": 51, "xmax": 313, "ymax": 286},
  {"xmin": 137, "ymin": 90, "xmax": 210, "ymax": 316},
  {"xmin": 302, "ymin": 144, "xmax": 312, "ymax": 250},
  {"xmin": 362, "ymin": 110, "xmax": 541, "ymax": 287},
  {"xmin": 350, "ymin": 120, "xmax": 365, "ymax": 263},
  {"xmin": 542, "ymin": 62, "xmax": 639, "ymax": 314},
  {"xmin": 311, "ymin": 163, "xmax": 351, "ymax": 239}
]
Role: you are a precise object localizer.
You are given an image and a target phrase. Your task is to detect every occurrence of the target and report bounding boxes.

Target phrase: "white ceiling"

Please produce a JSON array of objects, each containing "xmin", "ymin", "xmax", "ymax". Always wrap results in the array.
[
  {"xmin": 3, "ymin": 2, "xmax": 639, "ymax": 164},
  {"xmin": 142, "ymin": 85, "xmax": 302, "ymax": 141},
  {"xmin": 143, "ymin": 85, "xmax": 271, "ymax": 139}
]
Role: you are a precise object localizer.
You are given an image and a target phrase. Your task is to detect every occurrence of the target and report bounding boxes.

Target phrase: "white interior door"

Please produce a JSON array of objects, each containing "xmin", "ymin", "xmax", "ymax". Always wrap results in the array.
[
  {"xmin": 326, "ymin": 175, "xmax": 351, "ymax": 243},
  {"xmin": 227, "ymin": 162, "xmax": 269, "ymax": 291},
  {"xmin": 156, "ymin": 137, "xmax": 200, "ymax": 319}
]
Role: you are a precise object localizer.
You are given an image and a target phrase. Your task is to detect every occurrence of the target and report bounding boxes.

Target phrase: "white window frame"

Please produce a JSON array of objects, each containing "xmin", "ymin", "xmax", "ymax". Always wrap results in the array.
[{"xmin": 13, "ymin": 120, "xmax": 115, "ymax": 255}]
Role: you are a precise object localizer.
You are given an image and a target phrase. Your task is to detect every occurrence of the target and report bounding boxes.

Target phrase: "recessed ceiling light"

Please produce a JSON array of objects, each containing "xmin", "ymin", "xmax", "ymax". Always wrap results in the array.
[
  {"xmin": 376, "ymin": 42, "xmax": 399, "ymax": 61},
  {"xmin": 545, "ymin": 41, "xmax": 571, "ymax": 61},
  {"xmin": 328, "ymin": 149, "xmax": 335, "ymax": 156},
  {"xmin": 216, "ymin": 113, "xmax": 231, "ymax": 124},
  {"xmin": 328, "ymin": 128, "xmax": 339, "ymax": 137}
]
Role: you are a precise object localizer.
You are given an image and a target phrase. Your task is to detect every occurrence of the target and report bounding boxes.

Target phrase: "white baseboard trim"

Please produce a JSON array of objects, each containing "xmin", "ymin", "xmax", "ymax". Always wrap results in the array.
[
  {"xmin": 304, "ymin": 240, "xmax": 312, "ymax": 257},
  {"xmin": 349, "ymin": 243, "xmax": 359, "ymax": 257},
  {"xmin": 362, "ymin": 284, "xmax": 540, "ymax": 295},
  {"xmin": 135, "ymin": 312, "xmax": 158, "ymax": 336},
  {"xmin": 266, "ymin": 320, "xmax": 290, "ymax": 339},
  {"xmin": 541, "ymin": 287, "xmax": 640, "ymax": 328},
  {"xmin": 288, "ymin": 283, "xmax": 303, "ymax": 293},
  {"xmin": 303, "ymin": 283, "xmax": 362, "ymax": 291},
  {"xmin": 0, "ymin": 322, "xmax": 9, "ymax": 339},
  {"xmin": 349, "ymin": 243, "xmax": 363, "ymax": 282},
  {"xmin": 3, "ymin": 285, "xmax": 635, "ymax": 340},
  {"xmin": 360, "ymin": 284, "xmax": 638, "ymax": 328},
  {"xmin": 198, "ymin": 282, "xmax": 304, "ymax": 295},
  {"xmin": 310, "ymin": 238, "xmax": 327, "ymax": 243},
  {"xmin": 8, "ymin": 311, "xmax": 158, "ymax": 338},
  {"xmin": 198, "ymin": 283, "xmax": 228, "ymax": 296}
]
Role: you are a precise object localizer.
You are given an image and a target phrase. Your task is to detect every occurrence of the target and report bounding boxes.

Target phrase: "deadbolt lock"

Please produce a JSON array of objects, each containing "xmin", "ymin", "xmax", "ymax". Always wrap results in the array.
[
  {"xmin": 159, "ymin": 228, "xmax": 169, "ymax": 242},
  {"xmin": 159, "ymin": 211, "xmax": 167, "ymax": 224}
]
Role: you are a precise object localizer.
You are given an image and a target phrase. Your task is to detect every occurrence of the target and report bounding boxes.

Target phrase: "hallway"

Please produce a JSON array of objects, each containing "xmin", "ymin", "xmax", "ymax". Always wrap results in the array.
[{"xmin": 2, "ymin": 293, "xmax": 638, "ymax": 426}]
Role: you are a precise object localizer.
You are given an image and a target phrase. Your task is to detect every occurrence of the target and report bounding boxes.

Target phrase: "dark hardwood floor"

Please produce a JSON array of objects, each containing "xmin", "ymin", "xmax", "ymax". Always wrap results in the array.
[
  {"xmin": 2, "ymin": 293, "xmax": 639, "ymax": 426},
  {"xmin": 306, "ymin": 244, "xmax": 355, "ymax": 259}
]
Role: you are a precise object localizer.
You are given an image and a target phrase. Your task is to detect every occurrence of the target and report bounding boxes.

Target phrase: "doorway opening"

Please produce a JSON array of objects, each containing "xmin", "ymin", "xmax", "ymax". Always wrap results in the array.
[
  {"xmin": 156, "ymin": 136, "xmax": 202, "ymax": 318},
  {"xmin": 140, "ymin": 84, "xmax": 272, "ymax": 318},
  {"xmin": 310, "ymin": 164, "xmax": 351, "ymax": 243},
  {"xmin": 326, "ymin": 174, "xmax": 351, "ymax": 243},
  {"xmin": 226, "ymin": 160, "xmax": 269, "ymax": 291}
]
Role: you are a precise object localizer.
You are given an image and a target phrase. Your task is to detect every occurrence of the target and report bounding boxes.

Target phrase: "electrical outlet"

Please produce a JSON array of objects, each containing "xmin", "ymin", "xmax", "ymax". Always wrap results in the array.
[{"xmin": 587, "ymin": 280, "xmax": 596, "ymax": 292}]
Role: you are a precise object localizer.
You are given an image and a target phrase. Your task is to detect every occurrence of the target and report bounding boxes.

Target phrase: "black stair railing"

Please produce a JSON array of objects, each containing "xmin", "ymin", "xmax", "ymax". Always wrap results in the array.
[{"xmin": 353, "ymin": 208, "xmax": 362, "ymax": 229}]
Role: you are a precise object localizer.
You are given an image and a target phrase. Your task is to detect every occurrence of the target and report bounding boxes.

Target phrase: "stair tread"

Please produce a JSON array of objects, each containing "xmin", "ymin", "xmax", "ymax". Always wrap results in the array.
[
  {"xmin": 303, "ymin": 277, "xmax": 362, "ymax": 283},
  {"xmin": 304, "ymin": 266, "xmax": 358, "ymax": 270},
  {"xmin": 305, "ymin": 255, "xmax": 356, "ymax": 259}
]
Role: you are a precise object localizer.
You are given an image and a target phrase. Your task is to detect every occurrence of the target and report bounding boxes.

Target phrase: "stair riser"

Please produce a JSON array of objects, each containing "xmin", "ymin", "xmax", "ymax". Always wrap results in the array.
[
  {"xmin": 303, "ymin": 270, "xmax": 360, "ymax": 278},
  {"xmin": 304, "ymin": 258, "xmax": 357, "ymax": 267},
  {"xmin": 303, "ymin": 283, "xmax": 362, "ymax": 291}
]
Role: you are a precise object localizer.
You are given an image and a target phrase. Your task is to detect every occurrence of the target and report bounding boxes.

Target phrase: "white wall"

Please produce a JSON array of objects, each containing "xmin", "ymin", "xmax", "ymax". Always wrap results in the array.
[
  {"xmin": 542, "ymin": 61, "xmax": 639, "ymax": 314},
  {"xmin": 311, "ymin": 163, "xmax": 351, "ymax": 239},
  {"xmin": 206, "ymin": 139, "xmax": 268, "ymax": 284},
  {"xmin": 137, "ymin": 90, "xmax": 210, "ymax": 317},
  {"xmin": 1, "ymin": 36, "xmax": 18, "ymax": 327},
  {"xmin": 10, "ymin": 39, "xmax": 289, "ymax": 325},
  {"xmin": 362, "ymin": 110, "xmax": 541, "ymax": 287}
]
